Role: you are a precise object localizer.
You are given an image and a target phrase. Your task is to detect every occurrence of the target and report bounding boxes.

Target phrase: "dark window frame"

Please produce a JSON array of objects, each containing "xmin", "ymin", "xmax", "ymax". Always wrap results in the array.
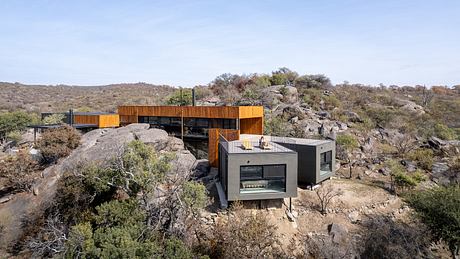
[{"xmin": 239, "ymin": 164, "xmax": 287, "ymax": 193}]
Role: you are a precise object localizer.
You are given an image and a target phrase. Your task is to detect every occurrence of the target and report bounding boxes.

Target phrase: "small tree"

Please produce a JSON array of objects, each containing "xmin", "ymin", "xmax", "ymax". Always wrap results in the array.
[
  {"xmin": 42, "ymin": 114, "xmax": 66, "ymax": 125},
  {"xmin": 315, "ymin": 182, "xmax": 344, "ymax": 215},
  {"xmin": 36, "ymin": 125, "xmax": 81, "ymax": 163},
  {"xmin": 406, "ymin": 185, "xmax": 460, "ymax": 258},
  {"xmin": 336, "ymin": 134, "xmax": 359, "ymax": 178},
  {"xmin": 165, "ymin": 89, "xmax": 192, "ymax": 106},
  {"xmin": 407, "ymin": 148, "xmax": 434, "ymax": 171},
  {"xmin": 0, "ymin": 111, "xmax": 40, "ymax": 141}
]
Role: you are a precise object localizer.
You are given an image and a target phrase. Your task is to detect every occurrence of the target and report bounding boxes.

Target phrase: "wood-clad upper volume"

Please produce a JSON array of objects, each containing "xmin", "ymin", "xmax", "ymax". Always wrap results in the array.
[{"xmin": 118, "ymin": 105, "xmax": 264, "ymax": 119}]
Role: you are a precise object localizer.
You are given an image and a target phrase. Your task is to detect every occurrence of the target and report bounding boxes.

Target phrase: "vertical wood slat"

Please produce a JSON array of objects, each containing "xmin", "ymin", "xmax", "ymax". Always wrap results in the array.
[
  {"xmin": 118, "ymin": 105, "xmax": 263, "ymax": 119},
  {"xmin": 240, "ymin": 117, "xmax": 264, "ymax": 135},
  {"xmin": 98, "ymin": 114, "xmax": 120, "ymax": 128},
  {"xmin": 208, "ymin": 128, "xmax": 240, "ymax": 167},
  {"xmin": 73, "ymin": 115, "xmax": 99, "ymax": 125},
  {"xmin": 73, "ymin": 114, "xmax": 119, "ymax": 128}
]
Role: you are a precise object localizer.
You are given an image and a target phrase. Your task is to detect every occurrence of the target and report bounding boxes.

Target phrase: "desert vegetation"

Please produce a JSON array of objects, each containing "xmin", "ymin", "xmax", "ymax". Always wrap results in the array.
[{"xmin": 0, "ymin": 68, "xmax": 459, "ymax": 258}]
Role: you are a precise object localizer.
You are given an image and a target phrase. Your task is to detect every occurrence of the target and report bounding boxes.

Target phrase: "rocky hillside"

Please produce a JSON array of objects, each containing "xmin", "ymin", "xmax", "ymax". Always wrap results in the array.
[{"xmin": 0, "ymin": 82, "xmax": 175, "ymax": 112}]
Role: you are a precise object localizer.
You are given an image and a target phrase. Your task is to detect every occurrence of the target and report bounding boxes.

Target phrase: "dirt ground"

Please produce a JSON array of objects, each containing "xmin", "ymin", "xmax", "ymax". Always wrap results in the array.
[{"xmin": 203, "ymin": 178, "xmax": 408, "ymax": 254}]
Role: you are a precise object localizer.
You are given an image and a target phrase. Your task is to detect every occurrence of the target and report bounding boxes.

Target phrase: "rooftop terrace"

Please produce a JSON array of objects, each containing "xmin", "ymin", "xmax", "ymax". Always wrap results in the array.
[
  {"xmin": 221, "ymin": 139, "xmax": 295, "ymax": 154},
  {"xmin": 239, "ymin": 134, "xmax": 332, "ymax": 146}
]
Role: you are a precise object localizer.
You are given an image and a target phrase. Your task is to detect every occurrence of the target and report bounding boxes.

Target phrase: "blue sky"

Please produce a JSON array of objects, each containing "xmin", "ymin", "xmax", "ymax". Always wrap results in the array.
[{"xmin": 0, "ymin": 0, "xmax": 459, "ymax": 87}]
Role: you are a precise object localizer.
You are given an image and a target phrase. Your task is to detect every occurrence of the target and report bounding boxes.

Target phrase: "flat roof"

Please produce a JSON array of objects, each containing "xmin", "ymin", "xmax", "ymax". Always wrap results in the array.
[
  {"xmin": 28, "ymin": 123, "xmax": 98, "ymax": 129},
  {"xmin": 239, "ymin": 134, "xmax": 333, "ymax": 146},
  {"xmin": 223, "ymin": 139, "xmax": 295, "ymax": 154},
  {"xmin": 41, "ymin": 112, "xmax": 116, "ymax": 116}
]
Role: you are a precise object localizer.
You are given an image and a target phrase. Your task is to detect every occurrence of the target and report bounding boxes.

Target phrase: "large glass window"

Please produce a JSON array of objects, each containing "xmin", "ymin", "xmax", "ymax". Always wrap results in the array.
[
  {"xmin": 240, "ymin": 164, "xmax": 286, "ymax": 194},
  {"xmin": 320, "ymin": 151, "xmax": 332, "ymax": 175}
]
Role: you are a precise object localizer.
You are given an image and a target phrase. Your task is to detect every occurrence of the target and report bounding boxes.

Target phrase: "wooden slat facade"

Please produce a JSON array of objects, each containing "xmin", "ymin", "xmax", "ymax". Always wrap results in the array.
[
  {"xmin": 238, "ymin": 106, "xmax": 264, "ymax": 119},
  {"xmin": 118, "ymin": 105, "xmax": 263, "ymax": 120},
  {"xmin": 98, "ymin": 114, "xmax": 120, "ymax": 128},
  {"xmin": 117, "ymin": 105, "xmax": 264, "ymax": 167},
  {"xmin": 73, "ymin": 114, "xmax": 120, "ymax": 128},
  {"xmin": 73, "ymin": 115, "xmax": 99, "ymax": 125},
  {"xmin": 208, "ymin": 128, "xmax": 240, "ymax": 167},
  {"xmin": 240, "ymin": 117, "xmax": 264, "ymax": 135}
]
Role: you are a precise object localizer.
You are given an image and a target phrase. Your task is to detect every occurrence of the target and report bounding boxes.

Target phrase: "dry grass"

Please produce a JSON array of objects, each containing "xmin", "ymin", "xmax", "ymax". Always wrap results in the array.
[{"xmin": 0, "ymin": 82, "xmax": 176, "ymax": 113}]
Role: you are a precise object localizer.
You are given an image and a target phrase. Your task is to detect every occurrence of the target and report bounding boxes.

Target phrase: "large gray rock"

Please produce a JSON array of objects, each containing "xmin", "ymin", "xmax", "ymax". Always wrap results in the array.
[
  {"xmin": 261, "ymin": 85, "xmax": 299, "ymax": 108},
  {"xmin": 0, "ymin": 124, "xmax": 194, "ymax": 248},
  {"xmin": 328, "ymin": 223, "xmax": 348, "ymax": 244}
]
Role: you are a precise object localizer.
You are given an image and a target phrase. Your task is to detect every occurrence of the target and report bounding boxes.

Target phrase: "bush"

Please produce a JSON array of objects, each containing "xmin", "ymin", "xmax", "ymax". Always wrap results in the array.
[
  {"xmin": 264, "ymin": 117, "xmax": 291, "ymax": 136},
  {"xmin": 336, "ymin": 134, "xmax": 359, "ymax": 150},
  {"xmin": 322, "ymin": 94, "xmax": 341, "ymax": 111},
  {"xmin": 165, "ymin": 89, "xmax": 192, "ymax": 106},
  {"xmin": 181, "ymin": 181, "xmax": 208, "ymax": 214},
  {"xmin": 0, "ymin": 151, "xmax": 40, "ymax": 192},
  {"xmin": 301, "ymin": 88, "xmax": 322, "ymax": 110},
  {"xmin": 434, "ymin": 123, "xmax": 456, "ymax": 140},
  {"xmin": 65, "ymin": 199, "xmax": 160, "ymax": 259},
  {"xmin": 0, "ymin": 111, "xmax": 40, "ymax": 141},
  {"xmin": 407, "ymin": 148, "xmax": 434, "ymax": 171},
  {"xmin": 42, "ymin": 113, "xmax": 65, "ymax": 125},
  {"xmin": 6, "ymin": 130, "xmax": 22, "ymax": 143},
  {"xmin": 406, "ymin": 185, "xmax": 460, "ymax": 257},
  {"xmin": 393, "ymin": 172, "xmax": 417, "ymax": 189},
  {"xmin": 365, "ymin": 106, "xmax": 399, "ymax": 128},
  {"xmin": 200, "ymin": 202, "xmax": 281, "ymax": 258},
  {"xmin": 36, "ymin": 125, "xmax": 81, "ymax": 163}
]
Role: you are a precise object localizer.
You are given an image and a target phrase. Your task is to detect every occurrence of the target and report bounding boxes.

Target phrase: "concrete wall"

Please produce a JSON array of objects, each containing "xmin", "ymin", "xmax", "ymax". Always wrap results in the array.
[
  {"xmin": 225, "ymin": 152, "xmax": 297, "ymax": 201},
  {"xmin": 277, "ymin": 141, "xmax": 335, "ymax": 185},
  {"xmin": 315, "ymin": 141, "xmax": 336, "ymax": 183}
]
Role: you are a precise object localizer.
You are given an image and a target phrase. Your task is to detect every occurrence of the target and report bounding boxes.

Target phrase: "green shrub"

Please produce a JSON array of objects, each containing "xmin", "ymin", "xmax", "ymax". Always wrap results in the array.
[
  {"xmin": 0, "ymin": 111, "xmax": 40, "ymax": 140},
  {"xmin": 365, "ymin": 106, "xmax": 399, "ymax": 127},
  {"xmin": 6, "ymin": 130, "xmax": 22, "ymax": 143},
  {"xmin": 264, "ymin": 117, "xmax": 291, "ymax": 136},
  {"xmin": 393, "ymin": 172, "xmax": 417, "ymax": 189},
  {"xmin": 166, "ymin": 89, "xmax": 192, "ymax": 106},
  {"xmin": 301, "ymin": 88, "xmax": 322, "ymax": 110},
  {"xmin": 322, "ymin": 94, "xmax": 341, "ymax": 110},
  {"xmin": 406, "ymin": 185, "xmax": 460, "ymax": 257},
  {"xmin": 379, "ymin": 143, "xmax": 398, "ymax": 155},
  {"xmin": 65, "ymin": 199, "xmax": 161, "ymax": 259},
  {"xmin": 411, "ymin": 169, "xmax": 427, "ymax": 183},
  {"xmin": 336, "ymin": 134, "xmax": 359, "ymax": 150},
  {"xmin": 434, "ymin": 123, "xmax": 456, "ymax": 140},
  {"xmin": 42, "ymin": 113, "xmax": 65, "ymax": 125},
  {"xmin": 407, "ymin": 148, "xmax": 434, "ymax": 171},
  {"xmin": 181, "ymin": 181, "xmax": 208, "ymax": 213}
]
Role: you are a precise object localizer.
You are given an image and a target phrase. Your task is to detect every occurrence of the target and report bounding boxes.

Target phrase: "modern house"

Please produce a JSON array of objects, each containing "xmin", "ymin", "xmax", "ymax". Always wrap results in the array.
[
  {"xmin": 117, "ymin": 105, "xmax": 264, "ymax": 166},
  {"xmin": 117, "ymin": 105, "xmax": 264, "ymax": 137},
  {"xmin": 218, "ymin": 135, "xmax": 298, "ymax": 201},
  {"xmin": 239, "ymin": 134, "xmax": 335, "ymax": 185},
  {"xmin": 40, "ymin": 111, "xmax": 120, "ymax": 129},
  {"xmin": 217, "ymin": 134, "xmax": 335, "ymax": 204},
  {"xmin": 36, "ymin": 105, "xmax": 336, "ymax": 206}
]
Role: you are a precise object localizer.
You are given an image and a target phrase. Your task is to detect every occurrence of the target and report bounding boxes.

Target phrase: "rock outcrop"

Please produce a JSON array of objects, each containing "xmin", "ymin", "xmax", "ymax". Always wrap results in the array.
[{"xmin": 0, "ymin": 124, "xmax": 196, "ymax": 249}]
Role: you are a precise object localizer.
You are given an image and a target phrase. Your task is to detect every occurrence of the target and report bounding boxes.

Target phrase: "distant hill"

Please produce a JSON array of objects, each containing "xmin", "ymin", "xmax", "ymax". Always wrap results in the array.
[{"xmin": 0, "ymin": 82, "xmax": 176, "ymax": 113}]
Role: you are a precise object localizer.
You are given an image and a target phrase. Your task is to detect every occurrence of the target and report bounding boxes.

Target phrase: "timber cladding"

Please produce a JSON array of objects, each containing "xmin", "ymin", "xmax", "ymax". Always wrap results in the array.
[
  {"xmin": 208, "ymin": 128, "xmax": 240, "ymax": 167},
  {"xmin": 73, "ymin": 114, "xmax": 120, "ymax": 128},
  {"xmin": 117, "ymin": 105, "xmax": 264, "ymax": 119}
]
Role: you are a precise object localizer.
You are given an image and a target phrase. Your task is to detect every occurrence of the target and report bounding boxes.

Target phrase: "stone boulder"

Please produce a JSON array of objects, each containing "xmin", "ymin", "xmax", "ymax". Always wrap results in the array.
[
  {"xmin": 0, "ymin": 124, "xmax": 195, "ymax": 248},
  {"xmin": 430, "ymin": 162, "xmax": 459, "ymax": 186},
  {"xmin": 343, "ymin": 110, "xmax": 363, "ymax": 123},
  {"xmin": 261, "ymin": 85, "xmax": 299, "ymax": 108},
  {"xmin": 328, "ymin": 223, "xmax": 348, "ymax": 244}
]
